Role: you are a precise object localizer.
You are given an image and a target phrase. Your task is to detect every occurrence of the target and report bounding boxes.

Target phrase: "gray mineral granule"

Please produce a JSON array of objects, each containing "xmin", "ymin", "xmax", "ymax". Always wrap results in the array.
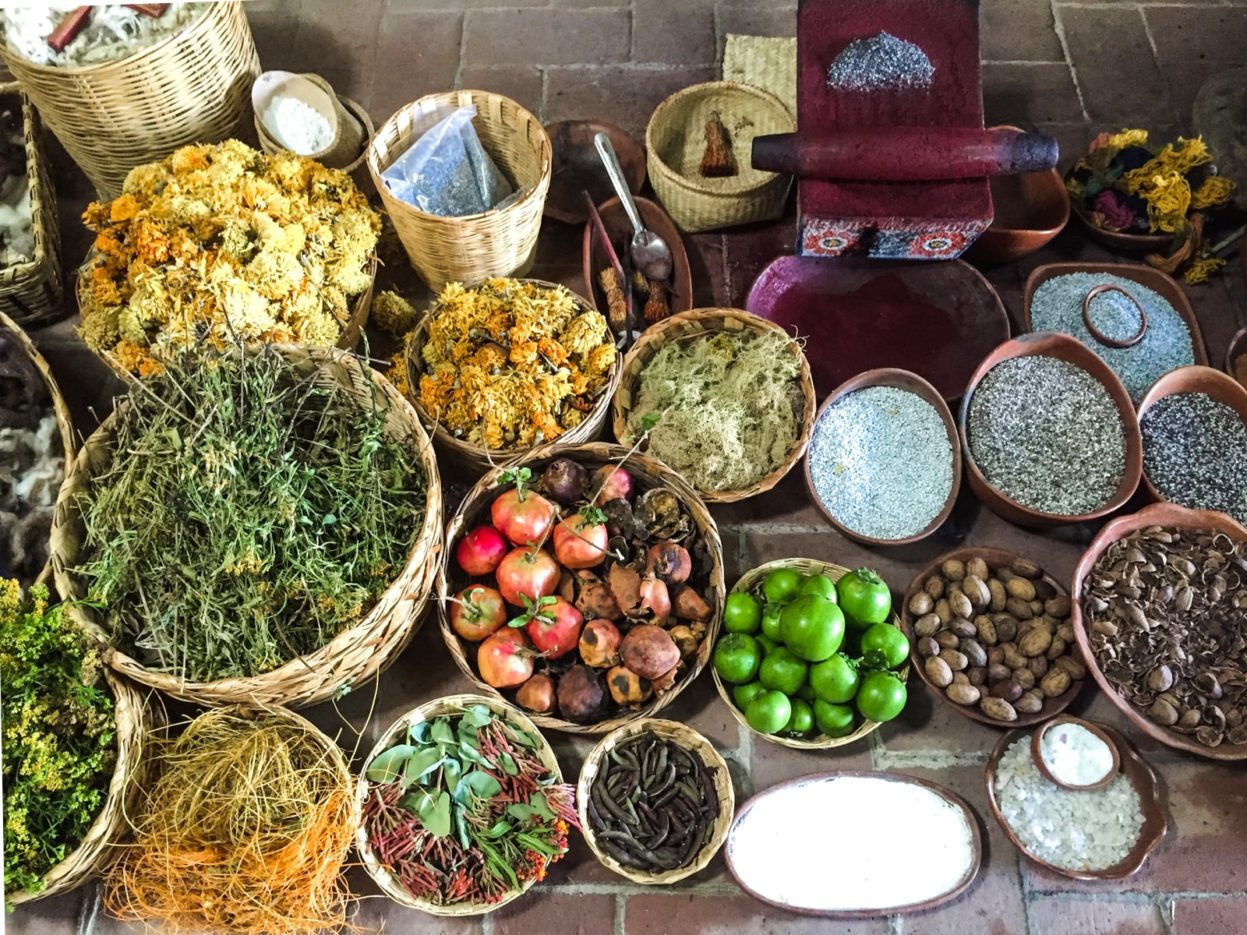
[
  {"xmin": 827, "ymin": 31, "xmax": 935, "ymax": 92},
  {"xmin": 1141, "ymin": 392, "xmax": 1247, "ymax": 524}
]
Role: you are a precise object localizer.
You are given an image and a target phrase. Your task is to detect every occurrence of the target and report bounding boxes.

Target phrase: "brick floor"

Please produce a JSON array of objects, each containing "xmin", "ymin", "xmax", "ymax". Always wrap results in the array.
[{"xmin": 11, "ymin": 0, "xmax": 1247, "ymax": 933}]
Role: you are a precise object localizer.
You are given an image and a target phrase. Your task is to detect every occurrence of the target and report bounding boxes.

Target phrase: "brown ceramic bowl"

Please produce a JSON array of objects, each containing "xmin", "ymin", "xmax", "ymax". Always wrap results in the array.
[
  {"xmin": 986, "ymin": 722, "xmax": 1167, "ymax": 879},
  {"xmin": 582, "ymin": 195, "xmax": 693, "ymax": 323},
  {"xmin": 1224, "ymin": 327, "xmax": 1247, "ymax": 390},
  {"xmin": 1070, "ymin": 501, "xmax": 1247, "ymax": 760},
  {"xmin": 900, "ymin": 547, "xmax": 1083, "ymax": 729},
  {"xmin": 1030, "ymin": 715, "xmax": 1121, "ymax": 791},
  {"xmin": 1067, "ymin": 189, "xmax": 1171, "ymax": 255},
  {"xmin": 968, "ymin": 126, "xmax": 1069, "ymax": 266},
  {"xmin": 545, "ymin": 120, "xmax": 645, "ymax": 224},
  {"xmin": 959, "ymin": 332, "xmax": 1143, "ymax": 528},
  {"xmin": 803, "ymin": 368, "xmax": 962, "ymax": 546},
  {"xmin": 1137, "ymin": 365, "xmax": 1247, "ymax": 504}
]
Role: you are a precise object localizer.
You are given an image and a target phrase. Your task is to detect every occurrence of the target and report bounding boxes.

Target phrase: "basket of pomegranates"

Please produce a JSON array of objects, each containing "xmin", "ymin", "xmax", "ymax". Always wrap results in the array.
[{"xmin": 439, "ymin": 442, "xmax": 725, "ymax": 734}]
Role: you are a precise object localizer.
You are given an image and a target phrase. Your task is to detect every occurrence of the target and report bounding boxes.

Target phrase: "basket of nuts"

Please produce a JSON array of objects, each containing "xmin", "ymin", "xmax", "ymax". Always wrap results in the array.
[{"xmin": 900, "ymin": 548, "xmax": 1085, "ymax": 727}]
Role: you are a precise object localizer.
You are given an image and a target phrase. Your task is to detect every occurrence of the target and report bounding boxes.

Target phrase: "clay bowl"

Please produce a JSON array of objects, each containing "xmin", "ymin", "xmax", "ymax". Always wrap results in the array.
[
  {"xmin": 1136, "ymin": 365, "xmax": 1247, "ymax": 504},
  {"xmin": 958, "ymin": 332, "xmax": 1143, "ymax": 528},
  {"xmin": 986, "ymin": 722, "xmax": 1167, "ymax": 879},
  {"xmin": 1223, "ymin": 327, "xmax": 1247, "ymax": 389},
  {"xmin": 1030, "ymin": 715, "xmax": 1121, "ymax": 792},
  {"xmin": 1067, "ymin": 191, "xmax": 1171, "ymax": 255},
  {"xmin": 582, "ymin": 195, "xmax": 693, "ymax": 322},
  {"xmin": 803, "ymin": 368, "xmax": 962, "ymax": 547},
  {"xmin": 545, "ymin": 120, "xmax": 645, "ymax": 224},
  {"xmin": 968, "ymin": 126, "xmax": 1069, "ymax": 266},
  {"xmin": 900, "ymin": 547, "xmax": 1084, "ymax": 729},
  {"xmin": 746, "ymin": 256, "xmax": 1010, "ymax": 402},
  {"xmin": 1070, "ymin": 501, "xmax": 1247, "ymax": 760}
]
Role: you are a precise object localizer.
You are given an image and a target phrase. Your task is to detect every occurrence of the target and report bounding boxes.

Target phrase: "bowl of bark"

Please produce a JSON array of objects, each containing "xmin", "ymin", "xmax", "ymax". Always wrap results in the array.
[
  {"xmin": 967, "ymin": 127, "xmax": 1069, "ymax": 266},
  {"xmin": 958, "ymin": 332, "xmax": 1143, "ymax": 528},
  {"xmin": 1070, "ymin": 501, "xmax": 1247, "ymax": 760}
]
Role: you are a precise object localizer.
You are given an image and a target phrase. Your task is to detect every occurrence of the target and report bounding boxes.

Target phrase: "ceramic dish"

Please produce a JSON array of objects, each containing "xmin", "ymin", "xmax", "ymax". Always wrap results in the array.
[
  {"xmin": 1030, "ymin": 715, "xmax": 1120, "ymax": 791},
  {"xmin": 746, "ymin": 256, "xmax": 1009, "ymax": 401},
  {"xmin": 1067, "ymin": 189, "xmax": 1171, "ymax": 255},
  {"xmin": 544, "ymin": 120, "xmax": 645, "ymax": 224},
  {"xmin": 986, "ymin": 722, "xmax": 1167, "ymax": 879},
  {"xmin": 1225, "ymin": 327, "xmax": 1247, "ymax": 389},
  {"xmin": 967, "ymin": 126, "xmax": 1069, "ymax": 266}
]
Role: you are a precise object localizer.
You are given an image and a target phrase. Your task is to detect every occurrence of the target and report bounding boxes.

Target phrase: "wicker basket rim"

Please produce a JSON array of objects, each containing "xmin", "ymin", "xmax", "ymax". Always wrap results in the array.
[{"xmin": 0, "ymin": 85, "xmax": 50, "ymax": 278}]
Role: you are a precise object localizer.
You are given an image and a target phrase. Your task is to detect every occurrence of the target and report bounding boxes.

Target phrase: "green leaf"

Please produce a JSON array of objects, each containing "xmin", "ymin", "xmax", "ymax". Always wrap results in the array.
[
  {"xmin": 506, "ymin": 803, "xmax": 538, "ymax": 822},
  {"xmin": 475, "ymin": 837, "xmax": 519, "ymax": 889},
  {"xmin": 460, "ymin": 770, "xmax": 503, "ymax": 800},
  {"xmin": 641, "ymin": 412, "xmax": 661, "ymax": 432},
  {"xmin": 443, "ymin": 757, "xmax": 462, "ymax": 796},
  {"xmin": 366, "ymin": 744, "xmax": 416, "ymax": 783},
  {"xmin": 511, "ymin": 728, "xmax": 540, "ymax": 749},
  {"xmin": 498, "ymin": 752, "xmax": 519, "ymax": 776},
  {"xmin": 431, "ymin": 717, "xmax": 455, "ymax": 746},
  {"xmin": 322, "ymin": 513, "xmax": 337, "ymax": 526},
  {"xmin": 455, "ymin": 803, "xmax": 470, "ymax": 848},
  {"xmin": 485, "ymin": 819, "xmax": 513, "ymax": 838},
  {"xmin": 531, "ymin": 794, "xmax": 554, "ymax": 820},
  {"xmin": 462, "ymin": 704, "xmax": 493, "ymax": 729},
  {"xmin": 408, "ymin": 721, "xmax": 430, "ymax": 745},
  {"xmin": 401, "ymin": 748, "xmax": 443, "ymax": 788},
  {"xmin": 400, "ymin": 788, "xmax": 436, "ymax": 815},
  {"xmin": 418, "ymin": 790, "xmax": 453, "ymax": 837}
]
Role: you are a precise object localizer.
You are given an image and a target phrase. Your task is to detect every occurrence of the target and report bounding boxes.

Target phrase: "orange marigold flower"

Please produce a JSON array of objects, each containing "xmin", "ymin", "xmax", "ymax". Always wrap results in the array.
[{"xmin": 109, "ymin": 193, "xmax": 141, "ymax": 223}]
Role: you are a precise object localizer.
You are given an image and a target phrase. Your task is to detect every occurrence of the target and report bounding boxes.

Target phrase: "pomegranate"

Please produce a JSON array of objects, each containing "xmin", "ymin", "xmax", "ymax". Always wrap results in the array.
[
  {"xmin": 496, "ymin": 547, "xmax": 560, "ymax": 607},
  {"xmin": 512, "ymin": 595, "xmax": 584, "ymax": 660},
  {"xmin": 553, "ymin": 512, "xmax": 609, "ymax": 569},
  {"xmin": 449, "ymin": 585, "xmax": 507, "ymax": 642},
  {"xmin": 646, "ymin": 540, "xmax": 692, "ymax": 584},
  {"xmin": 592, "ymin": 465, "xmax": 633, "ymax": 504},
  {"xmin": 477, "ymin": 628, "xmax": 534, "ymax": 688},
  {"xmin": 456, "ymin": 525, "xmax": 509, "ymax": 576},
  {"xmin": 516, "ymin": 673, "xmax": 556, "ymax": 713},
  {"xmin": 491, "ymin": 488, "xmax": 557, "ymax": 546},
  {"xmin": 578, "ymin": 618, "xmax": 622, "ymax": 668},
  {"xmin": 638, "ymin": 576, "xmax": 672, "ymax": 623}
]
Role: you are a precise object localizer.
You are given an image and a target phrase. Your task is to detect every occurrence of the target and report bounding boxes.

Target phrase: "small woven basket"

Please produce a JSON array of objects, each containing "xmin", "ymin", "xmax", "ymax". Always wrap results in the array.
[
  {"xmin": 1, "ymin": 2, "xmax": 261, "ymax": 199},
  {"xmin": 6, "ymin": 669, "xmax": 155, "ymax": 905},
  {"xmin": 368, "ymin": 90, "xmax": 552, "ymax": 290},
  {"xmin": 711, "ymin": 558, "xmax": 911, "ymax": 751},
  {"xmin": 0, "ymin": 311, "xmax": 76, "ymax": 586},
  {"xmin": 404, "ymin": 280, "xmax": 621, "ymax": 476},
  {"xmin": 254, "ymin": 73, "xmax": 373, "ymax": 173},
  {"xmin": 49, "ymin": 344, "xmax": 444, "ymax": 709},
  {"xmin": 612, "ymin": 307, "xmax": 815, "ymax": 503},
  {"xmin": 577, "ymin": 719, "xmax": 734, "ymax": 884},
  {"xmin": 645, "ymin": 81, "xmax": 794, "ymax": 233},
  {"xmin": 440, "ymin": 442, "xmax": 726, "ymax": 735},
  {"xmin": 355, "ymin": 693, "xmax": 563, "ymax": 916},
  {"xmin": 0, "ymin": 86, "xmax": 62, "ymax": 325}
]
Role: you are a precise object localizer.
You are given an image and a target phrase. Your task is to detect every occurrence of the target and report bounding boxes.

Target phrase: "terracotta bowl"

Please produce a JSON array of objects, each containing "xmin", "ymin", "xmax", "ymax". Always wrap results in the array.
[
  {"xmin": 803, "ymin": 368, "xmax": 962, "ymax": 547},
  {"xmin": 900, "ymin": 547, "xmax": 1084, "ymax": 729},
  {"xmin": 958, "ymin": 332, "xmax": 1143, "ymax": 528},
  {"xmin": 1070, "ymin": 501, "xmax": 1247, "ymax": 760},
  {"xmin": 1067, "ymin": 191, "xmax": 1171, "ymax": 255},
  {"xmin": 968, "ymin": 126, "xmax": 1069, "ymax": 266},
  {"xmin": 545, "ymin": 120, "xmax": 645, "ymax": 224},
  {"xmin": 986, "ymin": 722, "xmax": 1167, "ymax": 879},
  {"xmin": 1224, "ymin": 327, "xmax": 1247, "ymax": 389},
  {"xmin": 1136, "ymin": 365, "xmax": 1247, "ymax": 504},
  {"xmin": 1030, "ymin": 715, "xmax": 1121, "ymax": 791}
]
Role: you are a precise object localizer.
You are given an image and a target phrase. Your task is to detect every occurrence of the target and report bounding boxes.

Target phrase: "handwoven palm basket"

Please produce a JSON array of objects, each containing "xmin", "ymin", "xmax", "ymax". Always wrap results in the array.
[
  {"xmin": 577, "ymin": 718, "xmax": 734, "ymax": 884},
  {"xmin": 368, "ymin": 90, "xmax": 552, "ymax": 291},
  {"xmin": 612, "ymin": 307, "xmax": 816, "ymax": 504},
  {"xmin": 355, "ymin": 693, "xmax": 563, "ymax": 916},
  {"xmin": 0, "ymin": 86, "xmax": 62, "ymax": 325},
  {"xmin": 1, "ymin": 311, "xmax": 76, "ymax": 586},
  {"xmin": 6, "ymin": 669, "xmax": 155, "ymax": 904},
  {"xmin": 645, "ymin": 81, "xmax": 794, "ymax": 233},
  {"xmin": 48, "ymin": 344, "xmax": 444, "ymax": 709},
  {"xmin": 440, "ymin": 442, "xmax": 725, "ymax": 734},
  {"xmin": 404, "ymin": 280, "xmax": 621, "ymax": 475},
  {"xmin": 1, "ymin": 2, "xmax": 260, "ymax": 199},
  {"xmin": 711, "ymin": 558, "xmax": 911, "ymax": 751},
  {"xmin": 254, "ymin": 73, "xmax": 374, "ymax": 174}
]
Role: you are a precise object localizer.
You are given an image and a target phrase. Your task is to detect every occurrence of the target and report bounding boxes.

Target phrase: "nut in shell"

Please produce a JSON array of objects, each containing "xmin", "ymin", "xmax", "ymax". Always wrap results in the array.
[
  {"xmin": 908, "ymin": 592, "xmax": 934, "ymax": 617},
  {"xmin": 946, "ymin": 682, "xmax": 981, "ymax": 706},
  {"xmin": 962, "ymin": 574, "xmax": 991, "ymax": 610},
  {"xmin": 925, "ymin": 655, "xmax": 954, "ymax": 688},
  {"xmin": 1015, "ymin": 690, "xmax": 1044, "ymax": 714},
  {"xmin": 966, "ymin": 557, "xmax": 989, "ymax": 580},
  {"xmin": 988, "ymin": 578, "xmax": 1007, "ymax": 612},
  {"xmin": 939, "ymin": 648, "xmax": 969, "ymax": 671},
  {"xmin": 924, "ymin": 575, "xmax": 945, "ymax": 599},
  {"xmin": 975, "ymin": 615, "xmax": 998, "ymax": 645},
  {"xmin": 1040, "ymin": 668, "xmax": 1072, "ymax": 698},
  {"xmin": 1005, "ymin": 577, "xmax": 1037, "ymax": 602},
  {"xmin": 941, "ymin": 559, "xmax": 966, "ymax": 581},
  {"xmin": 914, "ymin": 613, "xmax": 941, "ymax": 638},
  {"xmin": 979, "ymin": 696, "xmax": 1017, "ymax": 721}
]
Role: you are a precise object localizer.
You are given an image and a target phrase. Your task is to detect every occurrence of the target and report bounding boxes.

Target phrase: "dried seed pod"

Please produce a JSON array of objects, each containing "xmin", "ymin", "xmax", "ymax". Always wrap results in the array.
[
  {"xmin": 1028, "ymin": 655, "xmax": 1050, "ymax": 678},
  {"xmin": 1091, "ymin": 619, "xmax": 1119, "ymax": 637},
  {"xmin": 1196, "ymin": 726, "xmax": 1224, "ymax": 747},
  {"xmin": 1053, "ymin": 656, "xmax": 1086, "ymax": 680},
  {"xmin": 1044, "ymin": 595, "xmax": 1072, "ymax": 618},
  {"xmin": 975, "ymin": 615, "xmax": 998, "ymax": 646},
  {"xmin": 1011, "ymin": 557, "xmax": 1043, "ymax": 579},
  {"xmin": 935, "ymin": 598, "xmax": 953, "ymax": 625},
  {"xmin": 1179, "ymin": 707, "xmax": 1203, "ymax": 729},
  {"xmin": 966, "ymin": 557, "xmax": 989, "ymax": 580},
  {"xmin": 924, "ymin": 575, "xmax": 945, "ymax": 600},
  {"xmin": 994, "ymin": 616, "xmax": 1018, "ymax": 643},
  {"xmin": 1056, "ymin": 622, "xmax": 1074, "ymax": 643},
  {"xmin": 908, "ymin": 592, "xmax": 934, "ymax": 616},
  {"xmin": 1002, "ymin": 644, "xmax": 1027, "ymax": 670},
  {"xmin": 946, "ymin": 682, "xmax": 981, "ymax": 706},
  {"xmin": 1005, "ymin": 577, "xmax": 1036, "ymax": 602},
  {"xmin": 939, "ymin": 649, "xmax": 969, "ymax": 671},
  {"xmin": 1045, "ymin": 636, "xmax": 1067, "ymax": 661},
  {"xmin": 962, "ymin": 574, "xmax": 991, "ymax": 610},
  {"xmin": 979, "ymin": 697, "xmax": 1018, "ymax": 721},
  {"xmin": 918, "ymin": 637, "xmax": 940, "ymax": 658},
  {"xmin": 968, "ymin": 667, "xmax": 987, "ymax": 687},
  {"xmin": 1015, "ymin": 690, "xmax": 1044, "ymax": 714},
  {"xmin": 935, "ymin": 630, "xmax": 961, "ymax": 650},
  {"xmin": 941, "ymin": 559, "xmax": 966, "ymax": 581},
  {"xmin": 961, "ymin": 639, "xmax": 987, "ymax": 668},
  {"xmin": 987, "ymin": 663, "xmax": 1012, "ymax": 685},
  {"xmin": 990, "ymin": 679, "xmax": 1024, "ymax": 702},
  {"xmin": 1040, "ymin": 668, "xmax": 1071, "ymax": 698},
  {"xmin": 951, "ymin": 618, "xmax": 977, "ymax": 639},
  {"xmin": 913, "ymin": 613, "xmax": 941, "ymax": 638},
  {"xmin": 1019, "ymin": 628, "xmax": 1053, "ymax": 658},
  {"xmin": 1005, "ymin": 598, "xmax": 1034, "ymax": 620},
  {"xmin": 988, "ymin": 579, "xmax": 1008, "ymax": 612},
  {"xmin": 925, "ymin": 655, "xmax": 954, "ymax": 687},
  {"xmin": 949, "ymin": 591, "xmax": 973, "ymax": 621},
  {"xmin": 1013, "ymin": 667, "xmax": 1036, "ymax": 690}
]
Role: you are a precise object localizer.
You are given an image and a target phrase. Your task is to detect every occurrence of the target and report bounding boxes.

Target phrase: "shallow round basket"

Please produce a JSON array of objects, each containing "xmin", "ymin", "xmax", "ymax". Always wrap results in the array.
[
  {"xmin": 0, "ymin": 311, "xmax": 76, "ymax": 586},
  {"xmin": 0, "ymin": 2, "xmax": 260, "ymax": 199},
  {"xmin": 254, "ymin": 75, "xmax": 375, "ymax": 175},
  {"xmin": 355, "ymin": 693, "xmax": 563, "ymax": 916},
  {"xmin": 577, "ymin": 718, "xmax": 734, "ymax": 884},
  {"xmin": 1068, "ymin": 196, "xmax": 1171, "ymax": 256},
  {"xmin": 439, "ymin": 442, "xmax": 726, "ymax": 734},
  {"xmin": 7, "ymin": 669, "xmax": 153, "ymax": 905},
  {"xmin": 646, "ymin": 81, "xmax": 795, "ymax": 233},
  {"xmin": 405, "ymin": 280, "xmax": 622, "ymax": 475},
  {"xmin": 712, "ymin": 558, "xmax": 910, "ymax": 751},
  {"xmin": 369, "ymin": 90, "xmax": 552, "ymax": 291},
  {"xmin": 49, "ymin": 344, "xmax": 443, "ymax": 709},
  {"xmin": 612, "ymin": 307, "xmax": 815, "ymax": 503}
]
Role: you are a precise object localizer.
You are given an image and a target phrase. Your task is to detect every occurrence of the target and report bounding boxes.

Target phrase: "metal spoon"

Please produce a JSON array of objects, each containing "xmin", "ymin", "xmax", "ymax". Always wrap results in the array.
[{"xmin": 594, "ymin": 131, "xmax": 673, "ymax": 283}]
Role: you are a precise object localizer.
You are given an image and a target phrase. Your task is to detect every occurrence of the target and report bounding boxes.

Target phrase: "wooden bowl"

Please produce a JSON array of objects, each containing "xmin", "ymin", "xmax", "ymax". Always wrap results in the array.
[
  {"xmin": 1068, "ymin": 193, "xmax": 1171, "ymax": 255},
  {"xmin": 1030, "ymin": 715, "xmax": 1120, "ymax": 791},
  {"xmin": 1136, "ymin": 365, "xmax": 1247, "ymax": 504},
  {"xmin": 968, "ymin": 126, "xmax": 1069, "ymax": 266},
  {"xmin": 900, "ymin": 547, "xmax": 1084, "ymax": 729},
  {"xmin": 1070, "ymin": 501, "xmax": 1247, "ymax": 760},
  {"xmin": 545, "ymin": 120, "xmax": 645, "ymax": 224},
  {"xmin": 959, "ymin": 332, "xmax": 1143, "ymax": 528},
  {"xmin": 1224, "ymin": 327, "xmax": 1247, "ymax": 389},
  {"xmin": 803, "ymin": 368, "xmax": 961, "ymax": 547},
  {"xmin": 712, "ymin": 558, "xmax": 909, "ymax": 750},
  {"xmin": 985, "ymin": 722, "xmax": 1167, "ymax": 879},
  {"xmin": 577, "ymin": 719, "xmax": 733, "ymax": 885}
]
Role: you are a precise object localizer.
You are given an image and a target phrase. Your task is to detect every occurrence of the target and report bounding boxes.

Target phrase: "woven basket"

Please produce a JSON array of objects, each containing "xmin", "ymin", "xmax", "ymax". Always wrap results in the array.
[
  {"xmin": 368, "ymin": 90, "xmax": 552, "ymax": 290},
  {"xmin": 577, "ymin": 718, "xmax": 734, "ymax": 885},
  {"xmin": 1, "ymin": 2, "xmax": 260, "ymax": 199},
  {"xmin": 254, "ymin": 73, "xmax": 373, "ymax": 174},
  {"xmin": 48, "ymin": 344, "xmax": 444, "ymax": 708},
  {"xmin": 711, "ymin": 558, "xmax": 911, "ymax": 751},
  {"xmin": 355, "ymin": 693, "xmax": 563, "ymax": 916},
  {"xmin": 0, "ymin": 86, "xmax": 62, "ymax": 325},
  {"xmin": 405, "ymin": 280, "xmax": 621, "ymax": 476},
  {"xmin": 6, "ymin": 669, "xmax": 154, "ymax": 905},
  {"xmin": 645, "ymin": 81, "xmax": 794, "ymax": 233},
  {"xmin": 440, "ymin": 442, "xmax": 726, "ymax": 734},
  {"xmin": 612, "ymin": 308, "xmax": 815, "ymax": 503}
]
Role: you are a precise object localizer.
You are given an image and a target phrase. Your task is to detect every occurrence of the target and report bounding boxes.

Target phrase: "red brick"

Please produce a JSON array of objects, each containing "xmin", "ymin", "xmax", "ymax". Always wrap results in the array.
[
  {"xmin": 1029, "ymin": 897, "xmax": 1166, "ymax": 935},
  {"xmin": 625, "ymin": 893, "xmax": 888, "ymax": 934},
  {"xmin": 553, "ymin": 830, "xmax": 633, "ymax": 885},
  {"xmin": 459, "ymin": 66, "xmax": 544, "ymax": 118},
  {"xmin": 710, "ymin": 468, "xmax": 827, "ymax": 531},
  {"xmin": 656, "ymin": 673, "xmax": 742, "ymax": 752},
  {"xmin": 1173, "ymin": 898, "xmax": 1247, "ymax": 934},
  {"xmin": 1058, "ymin": 7, "xmax": 1176, "ymax": 124},
  {"xmin": 371, "ymin": 12, "xmax": 464, "ymax": 121},
  {"xmin": 494, "ymin": 893, "xmax": 614, "ymax": 935},
  {"xmin": 748, "ymin": 732, "xmax": 873, "ymax": 793},
  {"xmin": 874, "ymin": 680, "xmax": 1002, "ymax": 757},
  {"xmin": 464, "ymin": 9, "xmax": 631, "ymax": 67},
  {"xmin": 984, "ymin": 64, "xmax": 1085, "ymax": 125},
  {"xmin": 545, "ymin": 65, "xmax": 716, "ymax": 138}
]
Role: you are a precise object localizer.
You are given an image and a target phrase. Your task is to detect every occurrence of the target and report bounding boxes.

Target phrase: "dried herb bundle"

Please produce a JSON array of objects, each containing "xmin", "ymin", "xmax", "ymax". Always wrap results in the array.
[{"xmin": 75, "ymin": 347, "xmax": 427, "ymax": 682}]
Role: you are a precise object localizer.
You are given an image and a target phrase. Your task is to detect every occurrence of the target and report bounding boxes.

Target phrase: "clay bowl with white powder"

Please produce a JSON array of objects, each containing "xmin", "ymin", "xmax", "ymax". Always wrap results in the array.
[{"xmin": 1030, "ymin": 715, "xmax": 1120, "ymax": 791}]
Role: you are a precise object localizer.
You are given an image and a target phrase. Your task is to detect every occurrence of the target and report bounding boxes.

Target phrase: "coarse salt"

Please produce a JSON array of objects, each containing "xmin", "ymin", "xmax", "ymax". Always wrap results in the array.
[
  {"xmin": 1039, "ymin": 722, "xmax": 1114, "ymax": 787},
  {"xmin": 262, "ymin": 96, "xmax": 335, "ymax": 157}
]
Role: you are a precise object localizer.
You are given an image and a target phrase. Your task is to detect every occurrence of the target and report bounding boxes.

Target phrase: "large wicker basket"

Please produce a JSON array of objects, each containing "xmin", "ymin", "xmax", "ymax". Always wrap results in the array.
[
  {"xmin": 404, "ymin": 280, "xmax": 621, "ymax": 476},
  {"xmin": 440, "ymin": 442, "xmax": 726, "ymax": 734},
  {"xmin": 355, "ymin": 693, "xmax": 564, "ymax": 916},
  {"xmin": 0, "ymin": 85, "xmax": 62, "ymax": 325},
  {"xmin": 1, "ymin": 2, "xmax": 260, "ymax": 198},
  {"xmin": 7, "ymin": 669, "xmax": 154, "ymax": 905},
  {"xmin": 48, "ymin": 345, "xmax": 444, "ymax": 708},
  {"xmin": 368, "ymin": 90, "xmax": 552, "ymax": 291},
  {"xmin": 612, "ymin": 307, "xmax": 816, "ymax": 503}
]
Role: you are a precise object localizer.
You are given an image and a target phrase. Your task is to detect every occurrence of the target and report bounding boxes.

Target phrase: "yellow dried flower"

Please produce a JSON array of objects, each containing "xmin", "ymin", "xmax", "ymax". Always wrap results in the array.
[
  {"xmin": 1192, "ymin": 175, "xmax": 1235, "ymax": 210},
  {"xmin": 371, "ymin": 291, "xmax": 418, "ymax": 336},
  {"xmin": 1106, "ymin": 128, "xmax": 1149, "ymax": 151},
  {"xmin": 1184, "ymin": 255, "xmax": 1225, "ymax": 284}
]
